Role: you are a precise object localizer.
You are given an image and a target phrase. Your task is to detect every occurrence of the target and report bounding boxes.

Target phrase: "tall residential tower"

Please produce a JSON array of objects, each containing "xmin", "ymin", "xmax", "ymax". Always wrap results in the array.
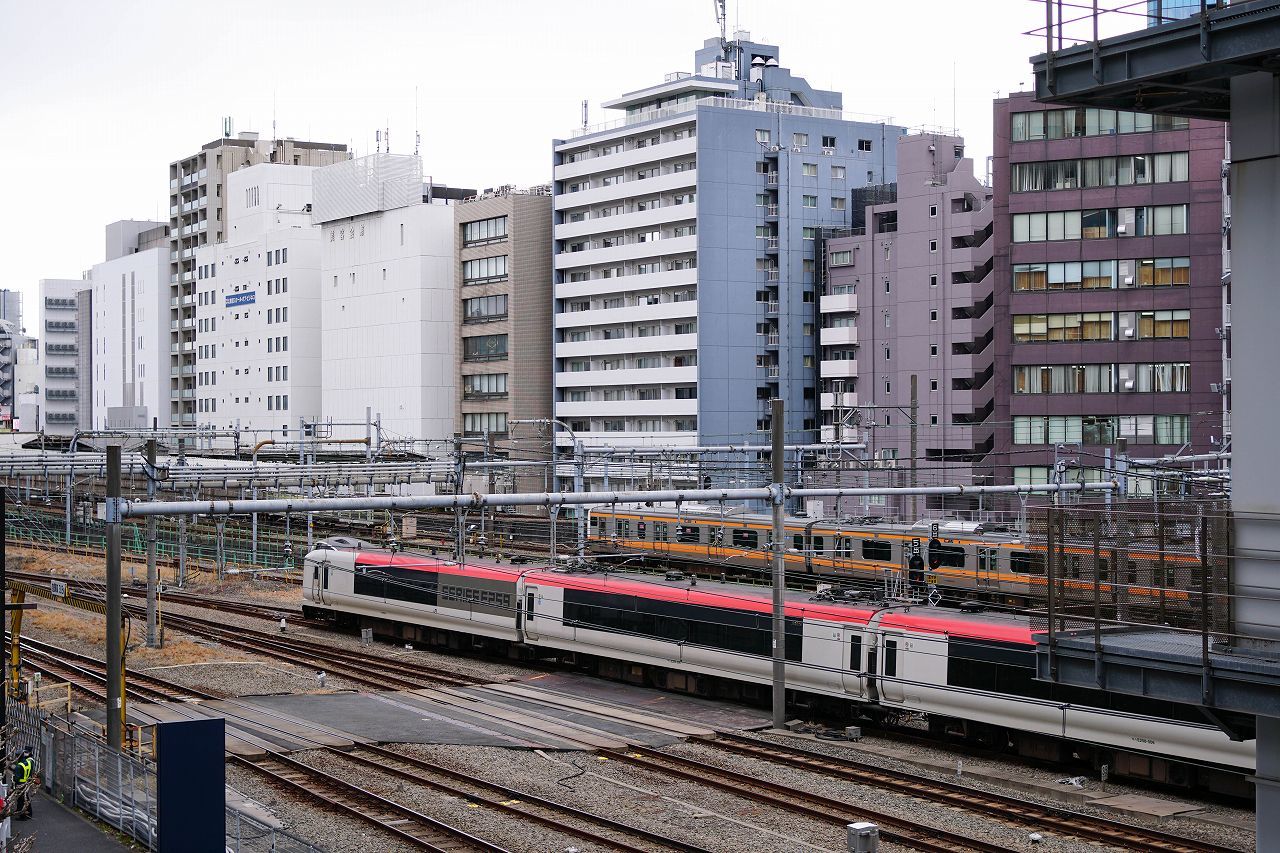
[{"xmin": 551, "ymin": 34, "xmax": 902, "ymax": 461}]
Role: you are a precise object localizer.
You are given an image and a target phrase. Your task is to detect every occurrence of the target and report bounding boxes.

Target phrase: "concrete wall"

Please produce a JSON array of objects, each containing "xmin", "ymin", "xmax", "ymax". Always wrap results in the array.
[
  {"xmin": 90, "ymin": 238, "xmax": 168, "ymax": 431},
  {"xmin": 37, "ymin": 278, "xmax": 87, "ymax": 434}
]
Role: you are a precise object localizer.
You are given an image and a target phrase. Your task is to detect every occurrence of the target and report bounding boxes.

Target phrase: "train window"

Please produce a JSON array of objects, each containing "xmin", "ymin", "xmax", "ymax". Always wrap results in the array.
[
  {"xmin": 1069, "ymin": 556, "xmax": 1081, "ymax": 579},
  {"xmin": 1127, "ymin": 560, "xmax": 1138, "ymax": 584},
  {"xmin": 1010, "ymin": 551, "xmax": 1046, "ymax": 575},
  {"xmin": 654, "ymin": 522, "xmax": 668, "ymax": 541},
  {"xmin": 977, "ymin": 549, "xmax": 988, "ymax": 572},
  {"xmin": 812, "ymin": 536, "xmax": 824, "ymax": 555},
  {"xmin": 618, "ymin": 520, "xmax": 631, "ymax": 538},
  {"xmin": 526, "ymin": 592, "xmax": 536, "ymax": 620},
  {"xmin": 637, "ymin": 521, "xmax": 647, "ymax": 540},
  {"xmin": 732, "ymin": 529, "xmax": 759, "ymax": 549},
  {"xmin": 677, "ymin": 525, "xmax": 701, "ymax": 544},
  {"xmin": 884, "ymin": 639, "xmax": 898, "ymax": 677},
  {"xmin": 929, "ymin": 543, "xmax": 966, "ymax": 569},
  {"xmin": 850, "ymin": 633, "xmax": 862, "ymax": 671},
  {"xmin": 793, "ymin": 534, "xmax": 805, "ymax": 551},
  {"xmin": 1098, "ymin": 557, "xmax": 1110, "ymax": 580},
  {"xmin": 590, "ymin": 516, "xmax": 600, "ymax": 529},
  {"xmin": 862, "ymin": 539, "xmax": 892, "ymax": 561}
]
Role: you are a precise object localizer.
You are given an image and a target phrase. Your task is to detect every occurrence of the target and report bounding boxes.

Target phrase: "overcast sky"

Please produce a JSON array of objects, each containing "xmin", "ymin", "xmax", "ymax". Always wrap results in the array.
[{"xmin": 0, "ymin": 0, "xmax": 1063, "ymax": 319}]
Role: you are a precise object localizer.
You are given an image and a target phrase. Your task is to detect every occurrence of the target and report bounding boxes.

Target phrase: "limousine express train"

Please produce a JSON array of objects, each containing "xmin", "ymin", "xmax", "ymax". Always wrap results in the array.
[{"xmin": 302, "ymin": 539, "xmax": 1252, "ymax": 796}]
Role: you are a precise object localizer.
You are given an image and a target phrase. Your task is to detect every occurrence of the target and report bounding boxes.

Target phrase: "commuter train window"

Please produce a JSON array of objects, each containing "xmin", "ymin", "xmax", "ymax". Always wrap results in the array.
[
  {"xmin": 862, "ymin": 539, "xmax": 892, "ymax": 561},
  {"xmin": 525, "ymin": 592, "xmax": 536, "ymax": 620},
  {"xmin": 1010, "ymin": 551, "xmax": 1046, "ymax": 575},
  {"xmin": 637, "ymin": 521, "xmax": 647, "ymax": 540},
  {"xmin": 677, "ymin": 525, "xmax": 701, "ymax": 544},
  {"xmin": 732, "ymin": 528, "xmax": 759, "ymax": 549},
  {"xmin": 618, "ymin": 520, "xmax": 631, "ymax": 538},
  {"xmin": 589, "ymin": 516, "xmax": 600, "ymax": 530},
  {"xmin": 849, "ymin": 633, "xmax": 863, "ymax": 672},
  {"xmin": 1126, "ymin": 560, "xmax": 1138, "ymax": 585},
  {"xmin": 793, "ymin": 534, "xmax": 805, "ymax": 551},
  {"xmin": 884, "ymin": 639, "xmax": 898, "ymax": 677},
  {"xmin": 812, "ymin": 536, "xmax": 824, "ymax": 555},
  {"xmin": 654, "ymin": 522, "xmax": 668, "ymax": 541},
  {"xmin": 1098, "ymin": 557, "xmax": 1110, "ymax": 580},
  {"xmin": 929, "ymin": 543, "xmax": 967, "ymax": 569}
]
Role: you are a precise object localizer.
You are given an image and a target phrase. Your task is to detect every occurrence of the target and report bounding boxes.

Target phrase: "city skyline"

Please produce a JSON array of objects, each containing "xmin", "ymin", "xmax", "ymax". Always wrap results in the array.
[{"xmin": 2, "ymin": 0, "xmax": 1054, "ymax": 311}]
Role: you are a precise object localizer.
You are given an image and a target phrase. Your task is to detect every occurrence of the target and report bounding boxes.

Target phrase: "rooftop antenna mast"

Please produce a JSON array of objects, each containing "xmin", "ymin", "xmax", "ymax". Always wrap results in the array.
[
  {"xmin": 713, "ymin": 0, "xmax": 727, "ymax": 54},
  {"xmin": 414, "ymin": 86, "xmax": 421, "ymax": 156},
  {"xmin": 581, "ymin": 99, "xmax": 588, "ymax": 131}
]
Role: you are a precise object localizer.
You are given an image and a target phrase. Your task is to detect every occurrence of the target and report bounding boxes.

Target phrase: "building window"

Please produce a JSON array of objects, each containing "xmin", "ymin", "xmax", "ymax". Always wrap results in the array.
[
  {"xmin": 929, "ymin": 205, "xmax": 938, "ymax": 217},
  {"xmin": 1137, "ymin": 309, "xmax": 1191, "ymax": 339},
  {"xmin": 802, "ymin": 228, "xmax": 816, "ymax": 240},
  {"xmin": 822, "ymin": 135, "xmax": 837, "ymax": 149},
  {"xmin": 1013, "ymin": 312, "xmax": 1116, "ymax": 342},
  {"xmin": 929, "ymin": 240, "xmax": 938, "ymax": 252},
  {"xmin": 929, "ymin": 344, "xmax": 938, "ymax": 357},
  {"xmin": 755, "ymin": 129, "xmax": 771, "ymax": 143},
  {"xmin": 792, "ymin": 132, "xmax": 808, "ymax": 148},
  {"xmin": 463, "ymin": 334, "xmax": 509, "ymax": 361},
  {"xmin": 929, "ymin": 310, "xmax": 938, "ymax": 322},
  {"xmin": 462, "ymin": 255, "xmax": 508, "ymax": 284},
  {"xmin": 463, "ymin": 294, "xmax": 508, "ymax": 323},
  {"xmin": 857, "ymin": 139, "xmax": 873, "ymax": 152},
  {"xmin": 832, "ymin": 165, "xmax": 846, "ymax": 180},
  {"xmin": 463, "ymin": 373, "xmax": 508, "ymax": 399},
  {"xmin": 463, "ymin": 412, "xmax": 508, "ymax": 436},
  {"xmin": 803, "ymin": 195, "xmax": 817, "ymax": 208},
  {"xmin": 462, "ymin": 216, "xmax": 509, "ymax": 246},
  {"xmin": 831, "ymin": 197, "xmax": 846, "ymax": 211},
  {"xmin": 929, "ymin": 379, "xmax": 939, "ymax": 391},
  {"xmin": 802, "ymin": 163, "xmax": 818, "ymax": 177},
  {"xmin": 929, "ymin": 274, "xmax": 938, "ymax": 287},
  {"xmin": 1011, "ymin": 107, "xmax": 1189, "ymax": 142},
  {"xmin": 830, "ymin": 250, "xmax": 852, "ymax": 266},
  {"xmin": 930, "ymin": 415, "xmax": 939, "ymax": 426}
]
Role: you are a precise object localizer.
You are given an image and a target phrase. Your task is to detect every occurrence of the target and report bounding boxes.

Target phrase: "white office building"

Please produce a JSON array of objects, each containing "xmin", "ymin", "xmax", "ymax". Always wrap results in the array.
[
  {"xmin": 90, "ymin": 220, "xmax": 169, "ymax": 429},
  {"xmin": 194, "ymin": 164, "xmax": 322, "ymax": 433},
  {"xmin": 313, "ymin": 154, "xmax": 469, "ymax": 442},
  {"xmin": 38, "ymin": 278, "xmax": 88, "ymax": 434}
]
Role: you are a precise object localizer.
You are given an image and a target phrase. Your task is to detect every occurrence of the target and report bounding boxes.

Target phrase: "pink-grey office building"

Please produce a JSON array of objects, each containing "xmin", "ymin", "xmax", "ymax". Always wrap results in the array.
[{"xmin": 990, "ymin": 92, "xmax": 1228, "ymax": 487}]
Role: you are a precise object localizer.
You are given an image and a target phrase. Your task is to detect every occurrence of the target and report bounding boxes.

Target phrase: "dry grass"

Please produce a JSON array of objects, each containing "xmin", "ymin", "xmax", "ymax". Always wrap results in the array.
[
  {"xmin": 26, "ymin": 607, "xmax": 102, "ymax": 646},
  {"xmin": 132, "ymin": 638, "xmax": 243, "ymax": 668}
]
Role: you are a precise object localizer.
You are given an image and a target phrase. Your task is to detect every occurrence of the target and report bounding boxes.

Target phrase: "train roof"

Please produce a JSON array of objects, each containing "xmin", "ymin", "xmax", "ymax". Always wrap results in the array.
[{"xmin": 332, "ymin": 548, "xmax": 1035, "ymax": 646}]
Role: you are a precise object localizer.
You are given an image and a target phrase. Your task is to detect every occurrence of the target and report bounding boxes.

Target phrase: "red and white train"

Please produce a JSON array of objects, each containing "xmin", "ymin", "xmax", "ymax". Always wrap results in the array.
[{"xmin": 302, "ymin": 539, "xmax": 1253, "ymax": 793}]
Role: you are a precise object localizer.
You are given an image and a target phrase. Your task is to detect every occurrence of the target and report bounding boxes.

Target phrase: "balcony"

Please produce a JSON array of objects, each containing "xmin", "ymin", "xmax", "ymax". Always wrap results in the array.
[
  {"xmin": 763, "ymin": 333, "xmax": 780, "ymax": 347},
  {"xmin": 46, "ymin": 412, "xmax": 77, "ymax": 423},
  {"xmin": 763, "ymin": 236, "xmax": 779, "ymax": 253},
  {"xmin": 554, "ymin": 234, "xmax": 698, "ymax": 270},
  {"xmin": 43, "ymin": 298, "xmax": 77, "ymax": 310},
  {"xmin": 169, "ymin": 365, "xmax": 195, "ymax": 377},
  {"xmin": 820, "ymin": 325, "xmax": 857, "ymax": 346},
  {"xmin": 45, "ymin": 389, "xmax": 76, "ymax": 400},
  {"xmin": 821, "ymin": 359, "xmax": 858, "ymax": 378},
  {"xmin": 820, "ymin": 292, "xmax": 857, "ymax": 314},
  {"xmin": 766, "ymin": 268, "xmax": 780, "ymax": 282},
  {"xmin": 767, "ymin": 365, "xmax": 781, "ymax": 378},
  {"xmin": 170, "ymin": 389, "xmax": 195, "ymax": 401},
  {"xmin": 820, "ymin": 391, "xmax": 858, "ymax": 409},
  {"xmin": 766, "ymin": 172, "xmax": 779, "ymax": 185},
  {"xmin": 765, "ymin": 204, "xmax": 779, "ymax": 218},
  {"xmin": 44, "ymin": 344, "xmax": 76, "ymax": 355},
  {"xmin": 45, "ymin": 367, "xmax": 76, "ymax": 378}
]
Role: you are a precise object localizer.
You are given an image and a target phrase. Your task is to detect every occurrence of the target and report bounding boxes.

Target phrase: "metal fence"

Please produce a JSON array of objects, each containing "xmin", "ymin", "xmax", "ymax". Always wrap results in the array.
[
  {"xmin": 6, "ymin": 702, "xmax": 324, "ymax": 852},
  {"xmin": 1028, "ymin": 500, "xmax": 1234, "ymax": 639}
]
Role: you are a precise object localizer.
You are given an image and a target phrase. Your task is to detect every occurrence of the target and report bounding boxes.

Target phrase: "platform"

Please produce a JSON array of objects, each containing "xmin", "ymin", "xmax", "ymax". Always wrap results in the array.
[
  {"xmin": 11, "ymin": 791, "xmax": 131, "ymax": 852},
  {"xmin": 125, "ymin": 671, "xmax": 771, "ymax": 756}
]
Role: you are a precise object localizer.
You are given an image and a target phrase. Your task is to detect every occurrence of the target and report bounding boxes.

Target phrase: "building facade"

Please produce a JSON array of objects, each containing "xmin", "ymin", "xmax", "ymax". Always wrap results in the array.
[
  {"xmin": 193, "ymin": 164, "xmax": 323, "ymax": 433},
  {"xmin": 0, "ymin": 290, "xmax": 23, "ymax": 428},
  {"xmin": 167, "ymin": 131, "xmax": 348, "ymax": 427},
  {"xmin": 37, "ymin": 278, "xmax": 88, "ymax": 434},
  {"xmin": 822, "ymin": 133, "xmax": 995, "ymax": 502},
  {"xmin": 89, "ymin": 220, "xmax": 169, "ymax": 429},
  {"xmin": 551, "ymin": 34, "xmax": 903, "ymax": 458},
  {"xmin": 990, "ymin": 93, "xmax": 1228, "ymax": 486},
  {"xmin": 455, "ymin": 187, "xmax": 553, "ymax": 445},
  {"xmin": 313, "ymin": 154, "xmax": 472, "ymax": 442}
]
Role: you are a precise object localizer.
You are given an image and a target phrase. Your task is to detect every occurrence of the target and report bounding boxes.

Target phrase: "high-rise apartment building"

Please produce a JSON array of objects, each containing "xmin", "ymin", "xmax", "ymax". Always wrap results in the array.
[
  {"xmin": 821, "ymin": 133, "xmax": 995, "ymax": 510},
  {"xmin": 89, "ymin": 220, "xmax": 169, "ymax": 429},
  {"xmin": 194, "ymin": 164, "xmax": 323, "ymax": 433},
  {"xmin": 38, "ymin": 278, "xmax": 88, "ymax": 434},
  {"xmin": 990, "ymin": 93, "xmax": 1228, "ymax": 486},
  {"xmin": 0, "ymin": 290, "xmax": 23, "ymax": 428},
  {"xmin": 551, "ymin": 34, "xmax": 903, "ymax": 458},
  {"xmin": 167, "ymin": 131, "xmax": 348, "ymax": 427},
  {"xmin": 455, "ymin": 186, "xmax": 553, "ymax": 445},
  {"xmin": 313, "ymin": 154, "xmax": 472, "ymax": 441}
]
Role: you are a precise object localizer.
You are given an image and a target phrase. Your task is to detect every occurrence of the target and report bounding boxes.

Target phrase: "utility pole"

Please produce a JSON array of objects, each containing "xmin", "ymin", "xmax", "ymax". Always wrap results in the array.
[
  {"xmin": 910, "ymin": 375, "xmax": 919, "ymax": 521},
  {"xmin": 574, "ymin": 438, "xmax": 585, "ymax": 565},
  {"xmin": 105, "ymin": 446, "xmax": 124, "ymax": 751},
  {"xmin": 453, "ymin": 436, "xmax": 464, "ymax": 564},
  {"xmin": 770, "ymin": 397, "xmax": 787, "ymax": 730},
  {"xmin": 145, "ymin": 439, "xmax": 159, "ymax": 648}
]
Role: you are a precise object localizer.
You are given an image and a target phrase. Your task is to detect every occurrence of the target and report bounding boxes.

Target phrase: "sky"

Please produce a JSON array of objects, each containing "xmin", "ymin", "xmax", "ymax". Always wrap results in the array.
[{"xmin": 0, "ymin": 0, "xmax": 1064, "ymax": 321}]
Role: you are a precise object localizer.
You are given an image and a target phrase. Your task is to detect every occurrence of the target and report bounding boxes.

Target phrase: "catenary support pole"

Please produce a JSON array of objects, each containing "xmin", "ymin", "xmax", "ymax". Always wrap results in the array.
[
  {"xmin": 105, "ymin": 446, "xmax": 123, "ymax": 751},
  {"xmin": 574, "ymin": 438, "xmax": 585, "ymax": 565},
  {"xmin": 771, "ymin": 397, "xmax": 786, "ymax": 730},
  {"xmin": 145, "ymin": 439, "xmax": 159, "ymax": 648},
  {"xmin": 910, "ymin": 374, "xmax": 918, "ymax": 521}
]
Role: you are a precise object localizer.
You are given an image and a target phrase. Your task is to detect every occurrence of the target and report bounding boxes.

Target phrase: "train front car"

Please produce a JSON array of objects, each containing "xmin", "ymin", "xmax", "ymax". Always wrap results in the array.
[{"xmin": 301, "ymin": 539, "xmax": 524, "ymax": 648}]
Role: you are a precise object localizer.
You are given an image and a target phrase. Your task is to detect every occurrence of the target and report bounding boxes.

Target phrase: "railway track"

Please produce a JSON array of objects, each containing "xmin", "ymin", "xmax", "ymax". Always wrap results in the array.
[
  {"xmin": 230, "ymin": 751, "xmax": 504, "ymax": 852},
  {"xmin": 702, "ymin": 733, "xmax": 1241, "ymax": 853},
  {"xmin": 333, "ymin": 743, "xmax": 711, "ymax": 853},
  {"xmin": 601, "ymin": 743, "xmax": 1012, "ymax": 853}
]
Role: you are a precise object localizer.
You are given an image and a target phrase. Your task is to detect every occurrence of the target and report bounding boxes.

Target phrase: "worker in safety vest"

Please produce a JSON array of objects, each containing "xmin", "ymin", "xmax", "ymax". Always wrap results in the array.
[{"xmin": 10, "ymin": 747, "xmax": 34, "ymax": 820}]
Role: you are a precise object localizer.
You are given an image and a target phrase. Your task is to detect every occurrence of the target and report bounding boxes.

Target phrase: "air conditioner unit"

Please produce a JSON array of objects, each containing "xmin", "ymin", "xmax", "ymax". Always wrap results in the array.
[
  {"xmin": 822, "ymin": 147, "xmax": 836, "ymax": 156},
  {"xmin": 1123, "ymin": 276, "xmax": 1134, "ymax": 285},
  {"xmin": 1123, "ymin": 327, "xmax": 1135, "ymax": 338},
  {"xmin": 769, "ymin": 145, "xmax": 782, "ymax": 152},
  {"xmin": 791, "ymin": 145, "xmax": 803, "ymax": 153},
  {"xmin": 1210, "ymin": 383, "xmax": 1224, "ymax": 393},
  {"xmin": 1117, "ymin": 225, "xmax": 1127, "ymax": 234},
  {"xmin": 1122, "ymin": 380, "xmax": 1135, "ymax": 391}
]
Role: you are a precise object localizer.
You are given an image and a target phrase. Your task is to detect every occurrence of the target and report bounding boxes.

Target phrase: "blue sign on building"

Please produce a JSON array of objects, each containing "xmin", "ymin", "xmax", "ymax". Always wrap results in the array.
[{"xmin": 225, "ymin": 292, "xmax": 256, "ymax": 307}]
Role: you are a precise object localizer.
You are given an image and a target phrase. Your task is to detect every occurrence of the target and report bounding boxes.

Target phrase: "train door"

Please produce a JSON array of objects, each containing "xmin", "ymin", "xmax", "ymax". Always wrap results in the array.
[
  {"xmin": 310, "ymin": 558, "xmax": 327, "ymax": 605},
  {"xmin": 975, "ymin": 547, "xmax": 997, "ymax": 588},
  {"xmin": 523, "ymin": 586, "xmax": 540, "ymax": 641},
  {"xmin": 879, "ymin": 633, "xmax": 905, "ymax": 703},
  {"xmin": 841, "ymin": 628, "xmax": 866, "ymax": 697}
]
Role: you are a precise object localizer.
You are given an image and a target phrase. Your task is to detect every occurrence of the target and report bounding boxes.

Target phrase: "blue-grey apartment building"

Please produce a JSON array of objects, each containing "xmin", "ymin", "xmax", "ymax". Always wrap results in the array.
[{"xmin": 551, "ymin": 34, "xmax": 904, "ymax": 470}]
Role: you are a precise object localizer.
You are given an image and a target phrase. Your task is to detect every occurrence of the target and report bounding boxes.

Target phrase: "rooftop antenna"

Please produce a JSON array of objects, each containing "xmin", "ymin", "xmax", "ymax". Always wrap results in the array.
[
  {"xmin": 385, "ymin": 124, "xmax": 391, "ymax": 154},
  {"xmin": 272, "ymin": 89, "xmax": 277, "ymax": 141},
  {"xmin": 713, "ymin": 0, "xmax": 727, "ymax": 53},
  {"xmin": 414, "ymin": 86, "xmax": 421, "ymax": 156},
  {"xmin": 581, "ymin": 99, "xmax": 588, "ymax": 131},
  {"xmin": 375, "ymin": 129, "xmax": 381, "ymax": 154}
]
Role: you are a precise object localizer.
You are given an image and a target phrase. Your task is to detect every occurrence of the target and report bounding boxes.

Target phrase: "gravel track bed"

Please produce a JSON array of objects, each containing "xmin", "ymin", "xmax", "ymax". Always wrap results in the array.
[
  {"xmin": 227, "ymin": 764, "xmax": 415, "ymax": 852},
  {"xmin": 294, "ymin": 747, "xmax": 614, "ymax": 853},
  {"xmin": 389, "ymin": 742, "xmax": 854, "ymax": 853},
  {"xmin": 742, "ymin": 730, "xmax": 1257, "ymax": 851},
  {"xmin": 662, "ymin": 739, "xmax": 1096, "ymax": 853}
]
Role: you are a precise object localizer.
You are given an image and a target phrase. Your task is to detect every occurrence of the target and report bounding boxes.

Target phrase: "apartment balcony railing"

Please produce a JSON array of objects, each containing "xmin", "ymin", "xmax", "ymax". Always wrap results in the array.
[
  {"xmin": 45, "ymin": 367, "xmax": 76, "ymax": 378},
  {"xmin": 44, "ymin": 298, "xmax": 77, "ymax": 310},
  {"xmin": 767, "ymin": 366, "xmax": 781, "ymax": 378},
  {"xmin": 765, "ymin": 301, "xmax": 779, "ymax": 315},
  {"xmin": 46, "ymin": 412, "xmax": 77, "ymax": 423},
  {"xmin": 766, "ymin": 172, "xmax": 779, "ymax": 186},
  {"xmin": 45, "ymin": 321, "xmax": 76, "ymax": 333},
  {"xmin": 45, "ymin": 389, "xmax": 76, "ymax": 400},
  {"xmin": 766, "ymin": 268, "xmax": 780, "ymax": 281},
  {"xmin": 45, "ymin": 344, "xmax": 76, "ymax": 355}
]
